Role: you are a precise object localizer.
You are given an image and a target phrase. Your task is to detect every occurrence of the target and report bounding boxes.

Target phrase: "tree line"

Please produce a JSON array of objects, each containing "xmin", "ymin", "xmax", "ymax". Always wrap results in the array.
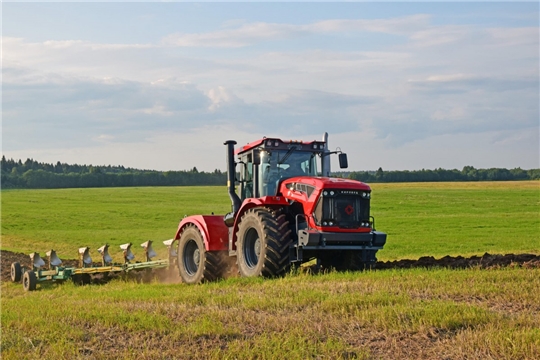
[
  {"xmin": 346, "ymin": 166, "xmax": 540, "ymax": 183},
  {"xmin": 1, "ymin": 157, "xmax": 539, "ymax": 189},
  {"xmin": 1, "ymin": 157, "xmax": 226, "ymax": 189}
]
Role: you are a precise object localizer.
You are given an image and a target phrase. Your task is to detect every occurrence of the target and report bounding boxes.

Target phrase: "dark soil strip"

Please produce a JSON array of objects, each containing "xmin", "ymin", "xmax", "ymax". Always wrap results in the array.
[{"xmin": 2, "ymin": 249, "xmax": 539, "ymax": 284}]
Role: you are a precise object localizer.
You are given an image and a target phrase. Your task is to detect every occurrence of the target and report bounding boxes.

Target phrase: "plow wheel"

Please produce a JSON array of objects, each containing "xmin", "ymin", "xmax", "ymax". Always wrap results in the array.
[
  {"xmin": 23, "ymin": 271, "xmax": 37, "ymax": 292},
  {"xmin": 11, "ymin": 262, "xmax": 22, "ymax": 282},
  {"xmin": 177, "ymin": 225, "xmax": 225, "ymax": 284},
  {"xmin": 236, "ymin": 207, "xmax": 292, "ymax": 278}
]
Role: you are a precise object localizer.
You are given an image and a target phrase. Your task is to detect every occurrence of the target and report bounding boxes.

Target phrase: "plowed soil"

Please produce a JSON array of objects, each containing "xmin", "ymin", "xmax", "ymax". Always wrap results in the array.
[{"xmin": 2, "ymin": 249, "xmax": 539, "ymax": 283}]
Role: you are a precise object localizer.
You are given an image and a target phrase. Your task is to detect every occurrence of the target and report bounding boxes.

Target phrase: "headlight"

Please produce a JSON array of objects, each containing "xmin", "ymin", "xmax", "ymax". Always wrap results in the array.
[
  {"xmin": 328, "ymin": 221, "xmax": 333, "ymax": 226},
  {"xmin": 323, "ymin": 221, "xmax": 327, "ymax": 226},
  {"xmin": 323, "ymin": 191, "xmax": 328, "ymax": 196},
  {"xmin": 330, "ymin": 191, "xmax": 334, "ymax": 195}
]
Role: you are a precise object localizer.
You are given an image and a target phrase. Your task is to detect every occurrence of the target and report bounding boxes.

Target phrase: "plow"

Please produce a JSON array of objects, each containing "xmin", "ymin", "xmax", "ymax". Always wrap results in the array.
[{"xmin": 10, "ymin": 240, "xmax": 177, "ymax": 291}]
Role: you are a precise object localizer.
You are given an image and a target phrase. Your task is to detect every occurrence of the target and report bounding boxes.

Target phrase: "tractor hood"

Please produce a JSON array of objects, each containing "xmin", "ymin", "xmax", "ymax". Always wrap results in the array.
[
  {"xmin": 278, "ymin": 176, "xmax": 372, "ymax": 207},
  {"xmin": 280, "ymin": 176, "xmax": 371, "ymax": 193}
]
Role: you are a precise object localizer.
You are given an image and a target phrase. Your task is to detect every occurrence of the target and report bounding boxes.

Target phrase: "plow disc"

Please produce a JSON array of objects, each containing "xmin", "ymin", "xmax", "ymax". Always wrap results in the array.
[{"xmin": 10, "ymin": 239, "xmax": 177, "ymax": 291}]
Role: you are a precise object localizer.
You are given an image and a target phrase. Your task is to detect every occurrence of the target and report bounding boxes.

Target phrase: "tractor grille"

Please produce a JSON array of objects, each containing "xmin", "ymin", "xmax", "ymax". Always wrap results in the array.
[{"xmin": 314, "ymin": 190, "xmax": 370, "ymax": 229}]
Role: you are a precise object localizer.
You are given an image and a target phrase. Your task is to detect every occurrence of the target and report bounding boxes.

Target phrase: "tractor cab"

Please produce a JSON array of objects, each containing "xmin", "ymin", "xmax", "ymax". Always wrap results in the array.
[{"xmin": 235, "ymin": 137, "xmax": 338, "ymax": 200}]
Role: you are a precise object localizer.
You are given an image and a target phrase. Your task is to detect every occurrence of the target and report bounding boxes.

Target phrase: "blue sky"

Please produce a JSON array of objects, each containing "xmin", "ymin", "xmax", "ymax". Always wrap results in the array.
[{"xmin": 2, "ymin": 2, "xmax": 539, "ymax": 171}]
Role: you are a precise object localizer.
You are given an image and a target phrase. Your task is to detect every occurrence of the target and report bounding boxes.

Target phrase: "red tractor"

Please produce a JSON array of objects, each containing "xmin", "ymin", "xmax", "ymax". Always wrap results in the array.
[{"xmin": 174, "ymin": 134, "xmax": 387, "ymax": 283}]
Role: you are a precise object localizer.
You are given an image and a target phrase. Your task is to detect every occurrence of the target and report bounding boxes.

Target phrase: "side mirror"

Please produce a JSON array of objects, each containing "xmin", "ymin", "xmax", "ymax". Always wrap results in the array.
[
  {"xmin": 338, "ymin": 153, "xmax": 348, "ymax": 169},
  {"xmin": 253, "ymin": 149, "xmax": 261, "ymax": 165}
]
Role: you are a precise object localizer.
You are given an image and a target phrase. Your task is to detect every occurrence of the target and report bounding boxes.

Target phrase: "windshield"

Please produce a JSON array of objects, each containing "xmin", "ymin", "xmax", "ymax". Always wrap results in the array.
[{"xmin": 258, "ymin": 150, "xmax": 318, "ymax": 196}]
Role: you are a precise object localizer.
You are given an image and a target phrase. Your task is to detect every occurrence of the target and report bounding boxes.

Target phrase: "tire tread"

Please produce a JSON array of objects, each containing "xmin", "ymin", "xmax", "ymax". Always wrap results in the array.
[{"xmin": 237, "ymin": 207, "xmax": 292, "ymax": 277}]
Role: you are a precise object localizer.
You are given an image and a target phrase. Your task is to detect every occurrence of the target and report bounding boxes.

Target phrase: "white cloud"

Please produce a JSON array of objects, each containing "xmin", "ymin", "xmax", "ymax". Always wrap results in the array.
[
  {"xmin": 93, "ymin": 134, "xmax": 115, "ymax": 143},
  {"xmin": 486, "ymin": 27, "xmax": 539, "ymax": 46},
  {"xmin": 425, "ymin": 74, "xmax": 468, "ymax": 82},
  {"xmin": 207, "ymin": 86, "xmax": 240, "ymax": 111},
  {"xmin": 162, "ymin": 22, "xmax": 304, "ymax": 48},
  {"xmin": 409, "ymin": 25, "xmax": 469, "ymax": 47},
  {"xmin": 161, "ymin": 15, "xmax": 431, "ymax": 48},
  {"xmin": 310, "ymin": 15, "xmax": 431, "ymax": 34}
]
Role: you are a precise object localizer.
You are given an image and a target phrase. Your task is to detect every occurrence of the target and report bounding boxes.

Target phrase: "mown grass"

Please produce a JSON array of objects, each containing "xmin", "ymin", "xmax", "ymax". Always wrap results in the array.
[
  {"xmin": 1, "ymin": 268, "xmax": 539, "ymax": 359},
  {"xmin": 1, "ymin": 181, "xmax": 539, "ymax": 261}
]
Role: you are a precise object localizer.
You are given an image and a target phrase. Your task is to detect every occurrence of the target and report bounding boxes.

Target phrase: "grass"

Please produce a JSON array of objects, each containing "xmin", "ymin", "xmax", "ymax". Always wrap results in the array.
[
  {"xmin": 1, "ymin": 186, "xmax": 232, "ymax": 261},
  {"xmin": 1, "ymin": 268, "xmax": 539, "ymax": 359},
  {"xmin": 1, "ymin": 181, "xmax": 539, "ymax": 261},
  {"xmin": 371, "ymin": 181, "xmax": 540, "ymax": 260},
  {"xmin": 1, "ymin": 181, "xmax": 539, "ymax": 359}
]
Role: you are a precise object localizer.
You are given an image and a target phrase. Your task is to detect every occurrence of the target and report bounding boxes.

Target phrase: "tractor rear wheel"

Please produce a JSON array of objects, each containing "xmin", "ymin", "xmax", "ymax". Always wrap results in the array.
[
  {"xmin": 236, "ymin": 207, "xmax": 292, "ymax": 277},
  {"xmin": 23, "ymin": 270, "xmax": 37, "ymax": 291},
  {"xmin": 11, "ymin": 262, "xmax": 22, "ymax": 282},
  {"xmin": 177, "ymin": 225, "xmax": 225, "ymax": 284}
]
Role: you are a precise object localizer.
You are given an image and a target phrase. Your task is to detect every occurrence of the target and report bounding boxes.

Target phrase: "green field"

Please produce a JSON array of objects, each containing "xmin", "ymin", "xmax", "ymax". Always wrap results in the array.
[
  {"xmin": 1, "ymin": 181, "xmax": 539, "ymax": 359},
  {"xmin": 2, "ymin": 181, "xmax": 539, "ymax": 261}
]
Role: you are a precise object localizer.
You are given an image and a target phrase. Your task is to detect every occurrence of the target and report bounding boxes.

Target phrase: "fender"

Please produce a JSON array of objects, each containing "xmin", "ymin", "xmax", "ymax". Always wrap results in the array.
[
  {"xmin": 230, "ymin": 196, "xmax": 290, "ymax": 251},
  {"xmin": 175, "ymin": 215, "xmax": 229, "ymax": 251}
]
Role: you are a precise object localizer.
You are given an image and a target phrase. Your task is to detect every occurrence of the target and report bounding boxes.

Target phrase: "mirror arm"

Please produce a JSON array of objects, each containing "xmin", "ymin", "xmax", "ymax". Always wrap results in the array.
[{"xmin": 321, "ymin": 149, "xmax": 343, "ymax": 157}]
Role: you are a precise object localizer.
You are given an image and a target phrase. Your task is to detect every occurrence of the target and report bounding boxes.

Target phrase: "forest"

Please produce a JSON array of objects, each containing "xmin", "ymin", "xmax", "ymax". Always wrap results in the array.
[
  {"xmin": 1, "ymin": 157, "xmax": 225, "ymax": 189},
  {"xmin": 1, "ymin": 156, "xmax": 539, "ymax": 189},
  {"xmin": 346, "ymin": 166, "xmax": 540, "ymax": 183}
]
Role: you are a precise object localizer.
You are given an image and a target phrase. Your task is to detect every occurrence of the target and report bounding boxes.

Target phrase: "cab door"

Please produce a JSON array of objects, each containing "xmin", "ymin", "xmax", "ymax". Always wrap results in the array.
[{"xmin": 239, "ymin": 153, "xmax": 253, "ymax": 200}]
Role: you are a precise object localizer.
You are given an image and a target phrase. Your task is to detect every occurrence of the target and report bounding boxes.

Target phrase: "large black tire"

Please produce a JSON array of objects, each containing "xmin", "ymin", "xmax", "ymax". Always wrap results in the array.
[
  {"xmin": 23, "ymin": 271, "xmax": 37, "ymax": 291},
  {"xmin": 11, "ymin": 262, "xmax": 22, "ymax": 282},
  {"xmin": 236, "ymin": 207, "xmax": 292, "ymax": 277},
  {"xmin": 177, "ymin": 225, "xmax": 225, "ymax": 284},
  {"xmin": 319, "ymin": 250, "xmax": 377, "ymax": 271}
]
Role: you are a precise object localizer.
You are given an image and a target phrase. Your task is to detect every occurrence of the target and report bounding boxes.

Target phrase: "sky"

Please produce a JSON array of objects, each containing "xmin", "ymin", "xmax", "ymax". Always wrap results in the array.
[{"xmin": 2, "ymin": 2, "xmax": 539, "ymax": 172}]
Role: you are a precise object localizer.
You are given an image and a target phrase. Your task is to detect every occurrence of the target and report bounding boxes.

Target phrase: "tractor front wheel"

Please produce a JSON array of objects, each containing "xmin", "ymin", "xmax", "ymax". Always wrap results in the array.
[
  {"xmin": 177, "ymin": 225, "xmax": 224, "ymax": 284},
  {"xmin": 236, "ymin": 207, "xmax": 292, "ymax": 277}
]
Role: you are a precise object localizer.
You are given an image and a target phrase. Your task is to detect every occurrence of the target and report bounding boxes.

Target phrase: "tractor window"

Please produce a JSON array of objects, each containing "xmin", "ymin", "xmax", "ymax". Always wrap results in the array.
[
  {"xmin": 258, "ymin": 150, "xmax": 317, "ymax": 197},
  {"xmin": 240, "ymin": 154, "xmax": 253, "ymax": 200}
]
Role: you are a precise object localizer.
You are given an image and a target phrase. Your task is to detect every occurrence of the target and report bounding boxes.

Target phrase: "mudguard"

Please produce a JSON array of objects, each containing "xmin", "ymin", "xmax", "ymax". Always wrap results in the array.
[
  {"xmin": 230, "ymin": 196, "xmax": 290, "ymax": 251},
  {"xmin": 175, "ymin": 215, "xmax": 229, "ymax": 251}
]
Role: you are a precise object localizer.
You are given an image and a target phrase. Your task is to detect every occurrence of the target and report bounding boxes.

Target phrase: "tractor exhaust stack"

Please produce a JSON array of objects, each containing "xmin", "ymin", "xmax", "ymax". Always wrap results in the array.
[{"xmin": 224, "ymin": 140, "xmax": 241, "ymax": 214}]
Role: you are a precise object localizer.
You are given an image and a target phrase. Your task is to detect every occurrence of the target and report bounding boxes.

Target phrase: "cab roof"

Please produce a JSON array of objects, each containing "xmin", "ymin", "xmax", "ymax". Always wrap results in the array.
[{"xmin": 235, "ymin": 137, "xmax": 326, "ymax": 155}]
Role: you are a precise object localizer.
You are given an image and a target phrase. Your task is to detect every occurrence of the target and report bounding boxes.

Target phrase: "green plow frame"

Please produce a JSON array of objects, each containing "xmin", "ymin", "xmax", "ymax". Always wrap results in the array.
[{"xmin": 10, "ymin": 239, "xmax": 179, "ymax": 291}]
